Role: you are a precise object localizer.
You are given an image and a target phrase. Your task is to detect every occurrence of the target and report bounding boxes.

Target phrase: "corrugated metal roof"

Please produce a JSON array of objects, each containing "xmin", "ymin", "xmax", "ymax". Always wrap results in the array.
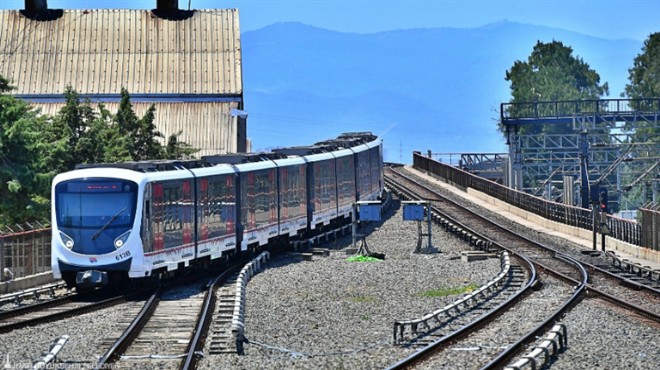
[
  {"xmin": 0, "ymin": 9, "xmax": 242, "ymax": 95},
  {"xmin": 33, "ymin": 101, "xmax": 239, "ymax": 156}
]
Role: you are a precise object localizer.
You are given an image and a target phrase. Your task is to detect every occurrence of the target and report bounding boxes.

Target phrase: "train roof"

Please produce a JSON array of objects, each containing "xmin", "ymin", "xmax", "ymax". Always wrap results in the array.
[
  {"xmin": 273, "ymin": 146, "xmax": 326, "ymax": 156},
  {"xmin": 73, "ymin": 152, "xmax": 288, "ymax": 173},
  {"xmin": 71, "ymin": 133, "xmax": 380, "ymax": 173},
  {"xmin": 274, "ymin": 132, "xmax": 379, "ymax": 156},
  {"xmin": 75, "ymin": 160, "xmax": 204, "ymax": 172},
  {"xmin": 338, "ymin": 132, "xmax": 377, "ymax": 142},
  {"xmin": 202, "ymin": 152, "xmax": 286, "ymax": 165}
]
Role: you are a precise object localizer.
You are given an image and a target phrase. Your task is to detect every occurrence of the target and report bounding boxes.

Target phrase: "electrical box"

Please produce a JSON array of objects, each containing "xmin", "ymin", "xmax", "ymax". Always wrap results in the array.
[
  {"xmin": 403, "ymin": 203, "xmax": 425, "ymax": 221},
  {"xmin": 359, "ymin": 203, "xmax": 381, "ymax": 222}
]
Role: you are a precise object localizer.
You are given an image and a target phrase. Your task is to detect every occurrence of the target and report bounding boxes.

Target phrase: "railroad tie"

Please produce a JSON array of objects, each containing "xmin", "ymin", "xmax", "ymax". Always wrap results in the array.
[{"xmin": 208, "ymin": 272, "xmax": 241, "ymax": 354}]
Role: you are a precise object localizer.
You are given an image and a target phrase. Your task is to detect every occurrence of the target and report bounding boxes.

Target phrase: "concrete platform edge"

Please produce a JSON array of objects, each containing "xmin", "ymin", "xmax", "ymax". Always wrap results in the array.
[
  {"xmin": 404, "ymin": 166, "xmax": 660, "ymax": 266},
  {"xmin": 1, "ymin": 271, "xmax": 56, "ymax": 295},
  {"xmin": 466, "ymin": 188, "xmax": 660, "ymax": 264}
]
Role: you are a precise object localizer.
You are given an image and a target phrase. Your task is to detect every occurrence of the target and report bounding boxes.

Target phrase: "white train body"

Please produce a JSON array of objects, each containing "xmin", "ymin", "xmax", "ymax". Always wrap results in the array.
[{"xmin": 51, "ymin": 133, "xmax": 383, "ymax": 288}]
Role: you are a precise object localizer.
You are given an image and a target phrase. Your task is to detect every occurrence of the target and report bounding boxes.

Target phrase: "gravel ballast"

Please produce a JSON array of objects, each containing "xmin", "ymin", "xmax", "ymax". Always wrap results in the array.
[
  {"xmin": 199, "ymin": 201, "xmax": 503, "ymax": 369},
  {"xmin": 2, "ymin": 167, "xmax": 658, "ymax": 369}
]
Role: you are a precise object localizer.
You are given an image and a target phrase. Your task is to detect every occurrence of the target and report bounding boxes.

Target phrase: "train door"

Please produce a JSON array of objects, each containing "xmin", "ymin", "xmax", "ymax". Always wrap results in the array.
[
  {"xmin": 151, "ymin": 183, "xmax": 165, "ymax": 253},
  {"xmin": 182, "ymin": 180, "xmax": 193, "ymax": 252},
  {"xmin": 140, "ymin": 183, "xmax": 153, "ymax": 253}
]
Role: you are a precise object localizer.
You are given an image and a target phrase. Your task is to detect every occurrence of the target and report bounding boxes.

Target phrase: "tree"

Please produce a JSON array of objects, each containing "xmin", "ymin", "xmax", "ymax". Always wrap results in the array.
[
  {"xmin": 115, "ymin": 88, "xmax": 169, "ymax": 161},
  {"xmin": 502, "ymin": 40, "xmax": 609, "ymax": 135},
  {"xmin": 2, "ymin": 82, "xmax": 198, "ymax": 225},
  {"xmin": 47, "ymin": 87, "xmax": 196, "ymax": 168},
  {"xmin": 133, "ymin": 104, "xmax": 165, "ymax": 160},
  {"xmin": 624, "ymin": 32, "xmax": 660, "ymax": 101},
  {"xmin": 0, "ymin": 75, "xmax": 52, "ymax": 225},
  {"xmin": 623, "ymin": 32, "xmax": 660, "ymax": 144},
  {"xmin": 114, "ymin": 89, "xmax": 199, "ymax": 160},
  {"xmin": 166, "ymin": 131, "xmax": 199, "ymax": 159},
  {"xmin": 45, "ymin": 87, "xmax": 101, "ymax": 172},
  {"xmin": 620, "ymin": 33, "xmax": 660, "ymax": 208}
]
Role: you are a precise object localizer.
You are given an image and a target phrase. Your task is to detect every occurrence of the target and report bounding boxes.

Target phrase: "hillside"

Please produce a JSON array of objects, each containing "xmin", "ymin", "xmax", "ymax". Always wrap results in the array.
[{"xmin": 241, "ymin": 21, "xmax": 643, "ymax": 162}]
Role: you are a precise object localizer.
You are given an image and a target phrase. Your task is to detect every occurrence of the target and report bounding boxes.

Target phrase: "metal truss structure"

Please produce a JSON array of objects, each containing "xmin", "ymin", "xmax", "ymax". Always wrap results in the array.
[
  {"xmin": 429, "ymin": 153, "xmax": 508, "ymax": 184},
  {"xmin": 501, "ymin": 99, "xmax": 660, "ymax": 211}
]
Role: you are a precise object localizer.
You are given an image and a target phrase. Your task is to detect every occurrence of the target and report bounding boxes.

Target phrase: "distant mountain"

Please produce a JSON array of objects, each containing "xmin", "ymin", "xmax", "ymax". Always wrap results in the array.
[{"xmin": 241, "ymin": 21, "xmax": 643, "ymax": 163}]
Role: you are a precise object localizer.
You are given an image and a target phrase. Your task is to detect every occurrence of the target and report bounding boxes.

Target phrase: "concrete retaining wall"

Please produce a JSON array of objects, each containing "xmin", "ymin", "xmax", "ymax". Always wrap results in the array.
[
  {"xmin": 1, "ymin": 271, "xmax": 57, "ymax": 295},
  {"xmin": 467, "ymin": 188, "xmax": 660, "ymax": 265}
]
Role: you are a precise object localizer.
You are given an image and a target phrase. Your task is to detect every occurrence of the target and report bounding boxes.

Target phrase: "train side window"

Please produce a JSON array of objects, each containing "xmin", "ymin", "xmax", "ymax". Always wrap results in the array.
[
  {"xmin": 141, "ymin": 184, "xmax": 153, "ymax": 252},
  {"xmin": 144, "ymin": 200, "xmax": 151, "ymax": 230}
]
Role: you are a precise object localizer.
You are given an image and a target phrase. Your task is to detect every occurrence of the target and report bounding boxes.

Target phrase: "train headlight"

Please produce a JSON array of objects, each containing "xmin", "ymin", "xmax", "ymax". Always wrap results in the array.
[
  {"xmin": 114, "ymin": 231, "xmax": 130, "ymax": 249},
  {"xmin": 60, "ymin": 232, "xmax": 74, "ymax": 250}
]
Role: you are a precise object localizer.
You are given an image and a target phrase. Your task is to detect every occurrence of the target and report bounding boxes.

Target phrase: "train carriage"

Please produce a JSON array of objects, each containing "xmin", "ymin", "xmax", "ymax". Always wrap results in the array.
[
  {"xmin": 142, "ymin": 170, "xmax": 198, "ymax": 274},
  {"xmin": 190, "ymin": 164, "xmax": 238, "ymax": 260},
  {"xmin": 333, "ymin": 148, "xmax": 357, "ymax": 220},
  {"xmin": 339, "ymin": 132, "xmax": 383, "ymax": 202},
  {"xmin": 347, "ymin": 145, "xmax": 373, "ymax": 202},
  {"xmin": 51, "ymin": 133, "xmax": 383, "ymax": 290},
  {"xmin": 306, "ymin": 152, "xmax": 338, "ymax": 229},
  {"xmin": 235, "ymin": 161, "xmax": 279, "ymax": 250},
  {"xmin": 367, "ymin": 138, "xmax": 384, "ymax": 200},
  {"xmin": 52, "ymin": 168, "xmax": 142, "ymax": 287},
  {"xmin": 51, "ymin": 164, "xmax": 201, "ymax": 287},
  {"xmin": 272, "ymin": 156, "xmax": 308, "ymax": 238}
]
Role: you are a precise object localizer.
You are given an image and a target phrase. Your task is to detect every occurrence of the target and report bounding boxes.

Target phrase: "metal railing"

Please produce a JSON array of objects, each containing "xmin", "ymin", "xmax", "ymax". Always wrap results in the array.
[
  {"xmin": 413, "ymin": 153, "xmax": 648, "ymax": 249},
  {"xmin": 640, "ymin": 203, "xmax": 660, "ymax": 251},
  {"xmin": 0, "ymin": 220, "xmax": 51, "ymax": 280},
  {"xmin": 501, "ymin": 98, "xmax": 660, "ymax": 121}
]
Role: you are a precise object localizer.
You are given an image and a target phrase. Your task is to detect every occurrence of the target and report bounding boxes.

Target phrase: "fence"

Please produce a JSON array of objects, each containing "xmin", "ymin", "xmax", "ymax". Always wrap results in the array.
[
  {"xmin": 0, "ymin": 221, "xmax": 51, "ymax": 281},
  {"xmin": 640, "ymin": 203, "xmax": 660, "ymax": 252},
  {"xmin": 413, "ymin": 152, "xmax": 654, "ymax": 250}
]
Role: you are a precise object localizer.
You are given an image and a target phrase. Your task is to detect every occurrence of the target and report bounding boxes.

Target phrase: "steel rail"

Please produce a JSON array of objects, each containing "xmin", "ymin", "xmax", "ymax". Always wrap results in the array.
[
  {"xmin": 480, "ymin": 253, "xmax": 589, "ymax": 369},
  {"xmin": 0, "ymin": 282, "xmax": 69, "ymax": 307},
  {"xmin": 387, "ymin": 168, "xmax": 660, "ymax": 296},
  {"xmin": 586, "ymin": 286, "xmax": 660, "ymax": 322},
  {"xmin": 0, "ymin": 294, "xmax": 75, "ymax": 322},
  {"xmin": 180, "ymin": 265, "xmax": 242, "ymax": 370},
  {"xmin": 388, "ymin": 171, "xmax": 591, "ymax": 292},
  {"xmin": 385, "ymin": 254, "xmax": 537, "ymax": 370},
  {"xmin": 383, "ymin": 173, "xmax": 625, "ymax": 369},
  {"xmin": 386, "ymin": 168, "xmax": 660, "ymax": 368},
  {"xmin": 384, "ymin": 177, "xmax": 539, "ymax": 370},
  {"xmin": 386, "ymin": 170, "xmax": 660, "ymax": 322},
  {"xmin": 94, "ymin": 286, "xmax": 162, "ymax": 368},
  {"xmin": 0, "ymin": 292, "xmax": 128, "ymax": 334}
]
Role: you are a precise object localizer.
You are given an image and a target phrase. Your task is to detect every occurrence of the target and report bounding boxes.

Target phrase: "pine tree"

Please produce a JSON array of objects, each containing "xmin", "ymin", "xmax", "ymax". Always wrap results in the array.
[{"xmin": 0, "ymin": 75, "xmax": 51, "ymax": 225}]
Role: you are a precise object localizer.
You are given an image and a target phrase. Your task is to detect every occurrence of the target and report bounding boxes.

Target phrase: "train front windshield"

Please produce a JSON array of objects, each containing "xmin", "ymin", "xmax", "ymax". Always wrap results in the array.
[{"xmin": 55, "ymin": 179, "xmax": 138, "ymax": 255}]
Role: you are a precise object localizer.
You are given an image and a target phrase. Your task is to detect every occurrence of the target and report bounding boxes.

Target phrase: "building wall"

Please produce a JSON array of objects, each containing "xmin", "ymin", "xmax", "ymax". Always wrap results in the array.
[
  {"xmin": 0, "ymin": 8, "xmax": 245, "ymax": 155},
  {"xmin": 34, "ymin": 101, "xmax": 240, "ymax": 156}
]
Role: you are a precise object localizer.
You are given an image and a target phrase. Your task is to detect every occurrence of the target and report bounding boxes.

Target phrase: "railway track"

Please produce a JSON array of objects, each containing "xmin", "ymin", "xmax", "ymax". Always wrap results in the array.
[
  {"xmin": 386, "ymin": 167, "xmax": 660, "ymax": 319},
  {"xmin": 0, "ymin": 290, "xmax": 129, "ymax": 334},
  {"xmin": 392, "ymin": 253, "xmax": 533, "ymax": 347},
  {"xmin": 95, "ymin": 265, "xmax": 242, "ymax": 370},
  {"xmin": 0, "ymin": 282, "xmax": 70, "ymax": 311},
  {"xmin": 396, "ymin": 269, "xmax": 585, "ymax": 370},
  {"xmin": 384, "ymin": 169, "xmax": 593, "ymax": 368}
]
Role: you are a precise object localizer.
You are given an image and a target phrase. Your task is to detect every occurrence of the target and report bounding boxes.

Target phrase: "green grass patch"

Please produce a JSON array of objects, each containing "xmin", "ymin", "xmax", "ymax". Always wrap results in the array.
[
  {"xmin": 349, "ymin": 295, "xmax": 376, "ymax": 303},
  {"xmin": 420, "ymin": 283, "xmax": 479, "ymax": 298},
  {"xmin": 346, "ymin": 255, "xmax": 382, "ymax": 262}
]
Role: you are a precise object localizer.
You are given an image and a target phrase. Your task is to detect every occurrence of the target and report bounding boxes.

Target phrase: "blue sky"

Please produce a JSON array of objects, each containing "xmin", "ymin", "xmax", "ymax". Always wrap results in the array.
[{"xmin": 1, "ymin": 0, "xmax": 658, "ymax": 41}]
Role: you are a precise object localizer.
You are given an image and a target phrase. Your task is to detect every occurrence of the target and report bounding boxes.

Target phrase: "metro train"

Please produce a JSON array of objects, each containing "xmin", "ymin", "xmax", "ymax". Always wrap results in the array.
[{"xmin": 51, "ymin": 132, "xmax": 383, "ymax": 289}]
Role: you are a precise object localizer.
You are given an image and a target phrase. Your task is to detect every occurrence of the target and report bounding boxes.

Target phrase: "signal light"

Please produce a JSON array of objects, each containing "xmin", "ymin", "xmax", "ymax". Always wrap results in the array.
[{"xmin": 598, "ymin": 189, "xmax": 608, "ymax": 213}]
